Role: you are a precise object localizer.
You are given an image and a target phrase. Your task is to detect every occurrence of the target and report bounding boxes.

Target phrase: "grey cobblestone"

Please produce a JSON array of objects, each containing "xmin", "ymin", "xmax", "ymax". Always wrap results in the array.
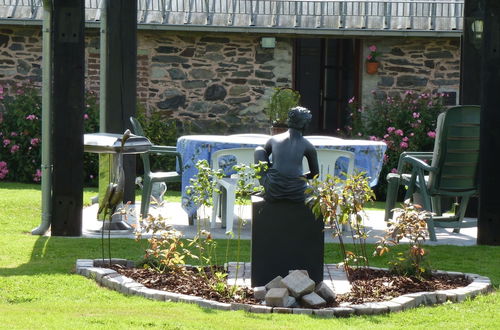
[{"xmin": 292, "ymin": 308, "xmax": 313, "ymax": 315}]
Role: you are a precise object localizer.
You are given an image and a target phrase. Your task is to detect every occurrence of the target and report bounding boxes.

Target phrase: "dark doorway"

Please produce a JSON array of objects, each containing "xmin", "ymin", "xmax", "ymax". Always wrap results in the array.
[{"xmin": 295, "ymin": 38, "xmax": 360, "ymax": 134}]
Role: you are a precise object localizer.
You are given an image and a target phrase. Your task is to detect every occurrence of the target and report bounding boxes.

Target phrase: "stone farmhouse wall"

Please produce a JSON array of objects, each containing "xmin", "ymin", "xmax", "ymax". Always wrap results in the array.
[
  {"xmin": 1, "ymin": 25, "xmax": 460, "ymax": 134},
  {"xmin": 361, "ymin": 37, "xmax": 461, "ymax": 104}
]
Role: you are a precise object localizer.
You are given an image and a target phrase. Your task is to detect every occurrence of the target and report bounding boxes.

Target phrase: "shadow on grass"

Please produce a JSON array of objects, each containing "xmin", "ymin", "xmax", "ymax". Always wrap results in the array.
[{"xmin": 0, "ymin": 235, "xmax": 143, "ymax": 277}]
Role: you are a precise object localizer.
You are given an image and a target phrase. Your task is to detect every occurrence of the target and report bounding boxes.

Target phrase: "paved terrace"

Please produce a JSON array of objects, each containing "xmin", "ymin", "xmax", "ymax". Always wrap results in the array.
[{"xmin": 82, "ymin": 201, "xmax": 478, "ymax": 246}]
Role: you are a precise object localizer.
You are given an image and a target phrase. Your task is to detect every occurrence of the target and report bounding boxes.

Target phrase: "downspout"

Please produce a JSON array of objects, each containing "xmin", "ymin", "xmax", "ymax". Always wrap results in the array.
[{"xmin": 32, "ymin": 1, "xmax": 52, "ymax": 235}]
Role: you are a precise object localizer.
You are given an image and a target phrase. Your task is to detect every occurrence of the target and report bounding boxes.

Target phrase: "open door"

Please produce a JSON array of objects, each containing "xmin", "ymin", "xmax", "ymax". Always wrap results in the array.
[{"xmin": 295, "ymin": 38, "xmax": 360, "ymax": 134}]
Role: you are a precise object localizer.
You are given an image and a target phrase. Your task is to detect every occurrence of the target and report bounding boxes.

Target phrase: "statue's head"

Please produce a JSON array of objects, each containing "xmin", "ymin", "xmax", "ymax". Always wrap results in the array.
[{"xmin": 287, "ymin": 106, "xmax": 312, "ymax": 131}]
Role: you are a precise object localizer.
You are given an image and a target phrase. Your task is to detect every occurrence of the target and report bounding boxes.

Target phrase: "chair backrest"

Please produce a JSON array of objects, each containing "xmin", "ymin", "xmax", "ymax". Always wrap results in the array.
[
  {"xmin": 210, "ymin": 148, "xmax": 256, "ymax": 171},
  {"xmin": 303, "ymin": 149, "xmax": 355, "ymax": 181},
  {"xmin": 428, "ymin": 105, "xmax": 480, "ymax": 194}
]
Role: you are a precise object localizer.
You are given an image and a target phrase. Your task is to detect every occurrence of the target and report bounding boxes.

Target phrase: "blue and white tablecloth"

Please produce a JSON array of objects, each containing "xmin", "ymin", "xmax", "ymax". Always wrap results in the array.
[{"xmin": 176, "ymin": 134, "xmax": 387, "ymax": 218}]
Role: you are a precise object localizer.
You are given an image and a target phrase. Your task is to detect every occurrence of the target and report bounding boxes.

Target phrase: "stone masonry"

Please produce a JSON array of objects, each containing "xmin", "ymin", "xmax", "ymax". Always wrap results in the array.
[
  {"xmin": 361, "ymin": 37, "xmax": 461, "ymax": 104},
  {"xmin": 1, "ymin": 25, "xmax": 461, "ymax": 133}
]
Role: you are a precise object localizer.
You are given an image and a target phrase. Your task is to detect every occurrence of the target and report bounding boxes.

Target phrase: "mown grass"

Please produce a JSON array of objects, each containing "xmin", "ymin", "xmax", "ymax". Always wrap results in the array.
[{"xmin": 0, "ymin": 182, "xmax": 499, "ymax": 329}]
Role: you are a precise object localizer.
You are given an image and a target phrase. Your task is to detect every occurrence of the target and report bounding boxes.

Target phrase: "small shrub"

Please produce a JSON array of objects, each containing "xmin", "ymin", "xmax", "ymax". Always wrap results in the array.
[
  {"xmin": 134, "ymin": 214, "xmax": 193, "ymax": 272},
  {"xmin": 135, "ymin": 109, "xmax": 181, "ymax": 175},
  {"xmin": 265, "ymin": 87, "xmax": 301, "ymax": 127},
  {"xmin": 306, "ymin": 172, "xmax": 375, "ymax": 274},
  {"xmin": 374, "ymin": 201, "xmax": 432, "ymax": 278},
  {"xmin": 343, "ymin": 91, "xmax": 447, "ymax": 197}
]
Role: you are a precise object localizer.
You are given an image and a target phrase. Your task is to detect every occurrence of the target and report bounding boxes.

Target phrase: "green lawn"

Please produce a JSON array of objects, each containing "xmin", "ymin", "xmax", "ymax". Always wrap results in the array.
[{"xmin": 0, "ymin": 182, "xmax": 499, "ymax": 329}]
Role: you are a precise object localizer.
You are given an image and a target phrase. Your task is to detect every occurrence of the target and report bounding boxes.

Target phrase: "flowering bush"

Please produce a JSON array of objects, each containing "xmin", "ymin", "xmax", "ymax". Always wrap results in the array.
[
  {"xmin": 344, "ymin": 90, "xmax": 447, "ymax": 197},
  {"xmin": 366, "ymin": 44, "xmax": 380, "ymax": 63},
  {"xmin": 0, "ymin": 82, "xmax": 99, "ymax": 185}
]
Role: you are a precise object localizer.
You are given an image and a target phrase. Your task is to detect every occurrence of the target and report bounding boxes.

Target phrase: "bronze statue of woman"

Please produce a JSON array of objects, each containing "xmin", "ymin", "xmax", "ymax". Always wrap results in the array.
[{"xmin": 255, "ymin": 106, "xmax": 319, "ymax": 202}]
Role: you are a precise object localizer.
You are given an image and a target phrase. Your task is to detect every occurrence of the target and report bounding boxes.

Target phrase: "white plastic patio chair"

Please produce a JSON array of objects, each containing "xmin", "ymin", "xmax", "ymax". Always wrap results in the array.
[
  {"xmin": 303, "ymin": 149, "xmax": 355, "ymax": 180},
  {"xmin": 210, "ymin": 148, "xmax": 257, "ymax": 233}
]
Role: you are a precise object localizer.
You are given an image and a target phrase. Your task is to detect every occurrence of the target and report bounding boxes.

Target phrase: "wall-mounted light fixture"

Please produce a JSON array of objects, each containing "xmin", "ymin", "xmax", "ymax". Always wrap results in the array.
[
  {"xmin": 261, "ymin": 37, "xmax": 276, "ymax": 49},
  {"xmin": 471, "ymin": 19, "xmax": 484, "ymax": 40}
]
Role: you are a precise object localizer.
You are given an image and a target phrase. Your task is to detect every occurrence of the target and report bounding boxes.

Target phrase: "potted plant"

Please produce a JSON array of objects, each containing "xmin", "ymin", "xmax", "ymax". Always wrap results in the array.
[
  {"xmin": 366, "ymin": 44, "xmax": 381, "ymax": 74},
  {"xmin": 265, "ymin": 87, "xmax": 301, "ymax": 135}
]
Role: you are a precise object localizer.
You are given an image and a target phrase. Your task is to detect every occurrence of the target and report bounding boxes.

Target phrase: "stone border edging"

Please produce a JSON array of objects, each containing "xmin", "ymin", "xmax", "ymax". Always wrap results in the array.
[{"xmin": 75, "ymin": 259, "xmax": 493, "ymax": 317}]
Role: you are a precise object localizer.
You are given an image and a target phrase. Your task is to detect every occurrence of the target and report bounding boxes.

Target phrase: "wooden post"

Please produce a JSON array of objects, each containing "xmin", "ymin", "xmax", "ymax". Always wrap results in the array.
[
  {"xmin": 460, "ymin": 0, "xmax": 484, "ymax": 104},
  {"xmin": 50, "ymin": 0, "xmax": 85, "ymax": 236},
  {"xmin": 460, "ymin": 0, "xmax": 485, "ymax": 217},
  {"xmin": 478, "ymin": 0, "xmax": 500, "ymax": 245},
  {"xmin": 100, "ymin": 0, "xmax": 138, "ymax": 204}
]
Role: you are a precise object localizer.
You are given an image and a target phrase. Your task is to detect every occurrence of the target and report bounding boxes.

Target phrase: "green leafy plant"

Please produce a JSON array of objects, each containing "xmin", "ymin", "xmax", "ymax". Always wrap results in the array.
[
  {"xmin": 186, "ymin": 159, "xmax": 223, "ymax": 222},
  {"xmin": 343, "ymin": 91, "xmax": 447, "ymax": 197},
  {"xmin": 306, "ymin": 172, "xmax": 375, "ymax": 275},
  {"xmin": 135, "ymin": 108, "xmax": 182, "ymax": 176},
  {"xmin": 134, "ymin": 214, "xmax": 194, "ymax": 273},
  {"xmin": 366, "ymin": 44, "xmax": 381, "ymax": 63},
  {"xmin": 0, "ymin": 82, "xmax": 99, "ymax": 185},
  {"xmin": 265, "ymin": 87, "xmax": 301, "ymax": 127},
  {"xmin": 374, "ymin": 201, "xmax": 432, "ymax": 278}
]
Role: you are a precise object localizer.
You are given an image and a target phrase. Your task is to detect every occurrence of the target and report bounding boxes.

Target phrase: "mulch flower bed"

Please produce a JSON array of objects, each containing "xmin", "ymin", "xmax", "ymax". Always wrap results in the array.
[
  {"xmin": 338, "ymin": 268, "xmax": 471, "ymax": 305},
  {"xmin": 112, "ymin": 265, "xmax": 471, "ymax": 307}
]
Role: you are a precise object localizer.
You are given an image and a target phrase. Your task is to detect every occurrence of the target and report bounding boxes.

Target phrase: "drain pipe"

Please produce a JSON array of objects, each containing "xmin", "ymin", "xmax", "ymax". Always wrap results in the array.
[{"xmin": 32, "ymin": 2, "xmax": 53, "ymax": 235}]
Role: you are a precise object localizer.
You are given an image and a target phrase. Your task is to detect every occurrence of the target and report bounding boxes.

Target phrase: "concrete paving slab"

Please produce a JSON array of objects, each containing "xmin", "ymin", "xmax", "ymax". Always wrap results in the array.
[{"xmin": 81, "ymin": 202, "xmax": 478, "ymax": 246}]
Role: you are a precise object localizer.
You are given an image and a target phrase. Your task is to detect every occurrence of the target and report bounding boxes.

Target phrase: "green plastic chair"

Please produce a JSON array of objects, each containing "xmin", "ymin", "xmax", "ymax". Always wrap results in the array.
[
  {"xmin": 384, "ymin": 105, "xmax": 480, "ymax": 241},
  {"xmin": 129, "ymin": 116, "xmax": 183, "ymax": 218}
]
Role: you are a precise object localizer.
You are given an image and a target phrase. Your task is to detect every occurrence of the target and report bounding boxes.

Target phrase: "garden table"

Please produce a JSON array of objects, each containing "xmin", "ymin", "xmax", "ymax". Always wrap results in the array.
[{"xmin": 176, "ymin": 134, "xmax": 387, "ymax": 220}]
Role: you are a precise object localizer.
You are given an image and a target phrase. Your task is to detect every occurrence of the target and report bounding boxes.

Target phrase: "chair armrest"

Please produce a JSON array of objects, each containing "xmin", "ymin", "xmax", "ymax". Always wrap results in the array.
[
  {"xmin": 396, "ymin": 152, "xmax": 433, "ymax": 173},
  {"xmin": 400, "ymin": 155, "xmax": 436, "ymax": 173},
  {"xmin": 147, "ymin": 145, "xmax": 183, "ymax": 175}
]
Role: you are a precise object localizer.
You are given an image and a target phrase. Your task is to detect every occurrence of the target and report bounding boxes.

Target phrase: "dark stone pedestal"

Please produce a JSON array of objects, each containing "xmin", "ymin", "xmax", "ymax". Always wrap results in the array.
[{"xmin": 251, "ymin": 197, "xmax": 324, "ymax": 287}]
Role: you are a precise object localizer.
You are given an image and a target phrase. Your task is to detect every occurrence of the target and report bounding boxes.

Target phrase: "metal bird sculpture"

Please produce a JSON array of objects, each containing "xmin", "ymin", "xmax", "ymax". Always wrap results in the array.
[{"xmin": 98, "ymin": 129, "xmax": 132, "ymax": 263}]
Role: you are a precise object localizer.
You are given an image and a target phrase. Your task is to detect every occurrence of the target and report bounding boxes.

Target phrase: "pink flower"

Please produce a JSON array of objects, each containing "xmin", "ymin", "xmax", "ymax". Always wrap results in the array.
[
  {"xmin": 10, "ymin": 144, "xmax": 20, "ymax": 153},
  {"xmin": 394, "ymin": 129, "xmax": 404, "ymax": 136},
  {"xmin": 427, "ymin": 131, "xmax": 436, "ymax": 138},
  {"xmin": 383, "ymin": 154, "xmax": 389, "ymax": 163},
  {"xmin": 366, "ymin": 54, "xmax": 373, "ymax": 60},
  {"xmin": 412, "ymin": 112, "xmax": 420, "ymax": 118},
  {"xmin": 357, "ymin": 132, "xmax": 362, "ymax": 136},
  {"xmin": 348, "ymin": 97, "xmax": 355, "ymax": 104},
  {"xmin": 10, "ymin": 132, "xmax": 18, "ymax": 137},
  {"xmin": 410, "ymin": 132, "xmax": 415, "ymax": 137},
  {"xmin": 33, "ymin": 169, "xmax": 42, "ymax": 182},
  {"xmin": 387, "ymin": 127, "xmax": 395, "ymax": 133},
  {"xmin": 369, "ymin": 136, "xmax": 378, "ymax": 141},
  {"xmin": 383, "ymin": 134, "xmax": 389, "ymax": 139},
  {"xmin": 400, "ymin": 142, "xmax": 409, "ymax": 149},
  {"xmin": 83, "ymin": 113, "xmax": 89, "ymax": 120},
  {"xmin": 369, "ymin": 45, "xmax": 377, "ymax": 52},
  {"xmin": 26, "ymin": 114, "xmax": 38, "ymax": 120},
  {"xmin": 391, "ymin": 168, "xmax": 398, "ymax": 173},
  {"xmin": 30, "ymin": 138, "xmax": 40, "ymax": 146},
  {"xmin": 3, "ymin": 139, "xmax": 11, "ymax": 147},
  {"xmin": 0, "ymin": 161, "xmax": 8, "ymax": 180},
  {"xmin": 402, "ymin": 136, "xmax": 409, "ymax": 142}
]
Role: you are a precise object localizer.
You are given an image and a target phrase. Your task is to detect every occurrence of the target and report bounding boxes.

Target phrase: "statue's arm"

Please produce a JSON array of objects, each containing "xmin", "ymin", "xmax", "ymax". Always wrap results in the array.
[
  {"xmin": 304, "ymin": 145, "xmax": 319, "ymax": 179},
  {"xmin": 254, "ymin": 139, "xmax": 273, "ymax": 166}
]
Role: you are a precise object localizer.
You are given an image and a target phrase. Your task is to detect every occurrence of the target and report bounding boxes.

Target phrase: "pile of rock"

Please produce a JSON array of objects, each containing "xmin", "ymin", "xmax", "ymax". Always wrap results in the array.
[{"xmin": 253, "ymin": 270, "xmax": 336, "ymax": 309}]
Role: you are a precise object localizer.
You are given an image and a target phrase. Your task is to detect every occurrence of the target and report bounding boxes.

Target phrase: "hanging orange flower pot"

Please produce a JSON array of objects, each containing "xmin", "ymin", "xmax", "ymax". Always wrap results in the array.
[{"xmin": 366, "ymin": 61, "xmax": 379, "ymax": 75}]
